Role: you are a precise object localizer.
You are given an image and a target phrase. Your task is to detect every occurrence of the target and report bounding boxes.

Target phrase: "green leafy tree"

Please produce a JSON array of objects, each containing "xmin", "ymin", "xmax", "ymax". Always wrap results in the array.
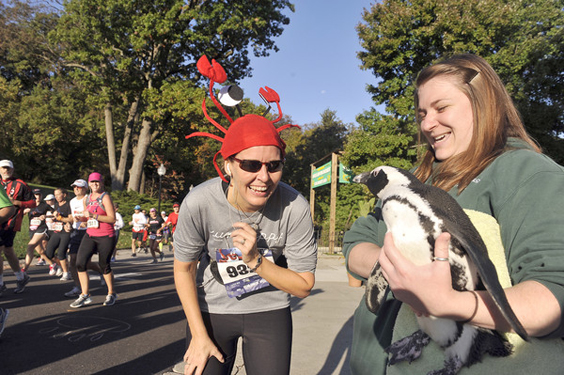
[
  {"xmin": 0, "ymin": 1, "xmax": 100, "ymax": 183},
  {"xmin": 284, "ymin": 109, "xmax": 350, "ymax": 197}
]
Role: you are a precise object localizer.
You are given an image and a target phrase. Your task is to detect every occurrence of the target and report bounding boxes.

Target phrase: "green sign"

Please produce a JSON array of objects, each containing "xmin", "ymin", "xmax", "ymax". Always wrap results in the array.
[
  {"xmin": 339, "ymin": 164, "xmax": 354, "ymax": 184},
  {"xmin": 312, "ymin": 161, "xmax": 331, "ymax": 188}
]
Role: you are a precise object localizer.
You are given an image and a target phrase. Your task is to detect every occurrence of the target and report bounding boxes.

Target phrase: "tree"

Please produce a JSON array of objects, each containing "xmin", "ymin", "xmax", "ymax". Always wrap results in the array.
[
  {"xmin": 0, "ymin": 1, "xmax": 101, "ymax": 184},
  {"xmin": 342, "ymin": 110, "xmax": 418, "ymax": 174},
  {"xmin": 284, "ymin": 109, "xmax": 351, "ymax": 197},
  {"xmin": 49, "ymin": 0, "xmax": 295, "ymax": 192},
  {"xmin": 356, "ymin": 0, "xmax": 564, "ymax": 164}
]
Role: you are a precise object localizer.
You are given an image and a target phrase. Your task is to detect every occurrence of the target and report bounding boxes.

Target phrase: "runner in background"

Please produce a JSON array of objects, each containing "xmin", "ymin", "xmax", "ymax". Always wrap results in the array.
[
  {"xmin": 111, "ymin": 204, "xmax": 124, "ymax": 262},
  {"xmin": 43, "ymin": 194, "xmax": 62, "ymax": 277},
  {"xmin": 129, "ymin": 205, "xmax": 146, "ymax": 257},
  {"xmin": 160, "ymin": 203, "xmax": 179, "ymax": 253},
  {"xmin": 0, "ymin": 160, "xmax": 36, "ymax": 294},
  {"xmin": 22, "ymin": 189, "xmax": 53, "ymax": 273},
  {"xmin": 0, "ymin": 187, "xmax": 15, "ymax": 335},
  {"xmin": 159, "ymin": 210, "xmax": 169, "ymax": 252},
  {"xmin": 44, "ymin": 188, "xmax": 73, "ymax": 281},
  {"xmin": 146, "ymin": 208, "xmax": 164, "ymax": 263}
]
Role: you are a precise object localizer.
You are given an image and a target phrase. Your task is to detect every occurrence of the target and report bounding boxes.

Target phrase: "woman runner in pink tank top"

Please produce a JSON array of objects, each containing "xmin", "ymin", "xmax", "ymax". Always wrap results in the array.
[{"xmin": 70, "ymin": 172, "xmax": 118, "ymax": 308}]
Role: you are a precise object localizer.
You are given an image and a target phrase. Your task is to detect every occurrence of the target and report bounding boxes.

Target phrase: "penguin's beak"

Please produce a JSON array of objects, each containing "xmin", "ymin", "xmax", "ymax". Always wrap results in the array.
[{"xmin": 353, "ymin": 171, "xmax": 371, "ymax": 185}]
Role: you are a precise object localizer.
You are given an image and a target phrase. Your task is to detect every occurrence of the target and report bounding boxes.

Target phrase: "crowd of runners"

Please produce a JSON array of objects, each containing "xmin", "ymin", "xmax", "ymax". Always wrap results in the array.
[{"xmin": 0, "ymin": 159, "xmax": 180, "ymax": 335}]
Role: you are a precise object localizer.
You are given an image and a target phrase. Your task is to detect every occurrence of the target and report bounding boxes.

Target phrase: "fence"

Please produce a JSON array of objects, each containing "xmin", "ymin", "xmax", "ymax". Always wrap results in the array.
[{"xmin": 315, "ymin": 227, "xmax": 345, "ymax": 254}]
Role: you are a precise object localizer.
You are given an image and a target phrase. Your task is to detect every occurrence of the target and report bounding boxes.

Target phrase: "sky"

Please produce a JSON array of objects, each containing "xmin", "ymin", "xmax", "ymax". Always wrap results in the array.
[{"xmin": 238, "ymin": 0, "xmax": 379, "ymax": 126}]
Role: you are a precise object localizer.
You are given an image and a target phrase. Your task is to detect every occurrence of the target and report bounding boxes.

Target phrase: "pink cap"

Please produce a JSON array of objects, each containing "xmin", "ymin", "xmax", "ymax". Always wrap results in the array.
[{"xmin": 88, "ymin": 172, "xmax": 103, "ymax": 182}]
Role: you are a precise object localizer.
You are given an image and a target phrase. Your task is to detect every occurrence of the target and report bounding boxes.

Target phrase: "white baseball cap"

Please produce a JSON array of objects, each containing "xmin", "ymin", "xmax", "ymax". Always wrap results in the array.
[
  {"xmin": 0, "ymin": 160, "xmax": 14, "ymax": 169},
  {"xmin": 44, "ymin": 194, "xmax": 55, "ymax": 201},
  {"xmin": 71, "ymin": 179, "xmax": 87, "ymax": 188}
]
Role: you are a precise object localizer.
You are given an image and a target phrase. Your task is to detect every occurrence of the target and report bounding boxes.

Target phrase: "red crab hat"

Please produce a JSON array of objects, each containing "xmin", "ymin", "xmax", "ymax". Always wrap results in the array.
[{"xmin": 186, "ymin": 55, "xmax": 300, "ymax": 182}]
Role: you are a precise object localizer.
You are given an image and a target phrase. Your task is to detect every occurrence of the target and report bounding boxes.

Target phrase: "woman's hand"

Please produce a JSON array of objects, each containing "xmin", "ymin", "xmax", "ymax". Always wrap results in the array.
[
  {"xmin": 379, "ymin": 231, "xmax": 455, "ymax": 317},
  {"xmin": 183, "ymin": 336, "xmax": 224, "ymax": 375},
  {"xmin": 231, "ymin": 222, "xmax": 260, "ymax": 265}
]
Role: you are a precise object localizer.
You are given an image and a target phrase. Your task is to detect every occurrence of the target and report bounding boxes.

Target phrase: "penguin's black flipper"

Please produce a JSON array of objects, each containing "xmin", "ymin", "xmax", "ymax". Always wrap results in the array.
[{"xmin": 429, "ymin": 190, "xmax": 529, "ymax": 342}]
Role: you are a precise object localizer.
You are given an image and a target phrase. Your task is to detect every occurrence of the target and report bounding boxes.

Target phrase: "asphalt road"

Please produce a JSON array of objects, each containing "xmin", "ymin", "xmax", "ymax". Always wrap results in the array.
[{"xmin": 0, "ymin": 250, "xmax": 364, "ymax": 375}]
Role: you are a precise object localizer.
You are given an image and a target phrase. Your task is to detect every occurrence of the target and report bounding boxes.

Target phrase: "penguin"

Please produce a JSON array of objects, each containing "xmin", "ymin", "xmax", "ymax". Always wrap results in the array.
[{"xmin": 353, "ymin": 166, "xmax": 529, "ymax": 375}]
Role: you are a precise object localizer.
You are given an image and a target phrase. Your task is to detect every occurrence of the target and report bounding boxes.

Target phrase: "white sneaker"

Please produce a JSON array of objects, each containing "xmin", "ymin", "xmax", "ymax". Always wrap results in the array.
[
  {"xmin": 48, "ymin": 264, "xmax": 56, "ymax": 276},
  {"xmin": 70, "ymin": 294, "xmax": 92, "ymax": 308},
  {"xmin": 64, "ymin": 286, "xmax": 81, "ymax": 298},
  {"xmin": 55, "ymin": 267, "xmax": 63, "ymax": 277},
  {"xmin": 60, "ymin": 273, "xmax": 72, "ymax": 281}
]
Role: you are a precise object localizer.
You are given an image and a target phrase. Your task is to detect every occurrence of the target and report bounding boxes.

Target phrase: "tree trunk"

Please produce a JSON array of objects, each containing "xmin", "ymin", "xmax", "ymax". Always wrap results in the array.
[
  {"xmin": 105, "ymin": 103, "xmax": 117, "ymax": 179},
  {"xmin": 127, "ymin": 116, "xmax": 153, "ymax": 192},
  {"xmin": 113, "ymin": 97, "xmax": 140, "ymax": 191}
]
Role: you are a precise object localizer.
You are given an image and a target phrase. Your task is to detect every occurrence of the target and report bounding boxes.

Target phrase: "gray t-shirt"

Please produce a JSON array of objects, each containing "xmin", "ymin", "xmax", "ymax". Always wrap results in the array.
[{"xmin": 174, "ymin": 177, "xmax": 318, "ymax": 314}]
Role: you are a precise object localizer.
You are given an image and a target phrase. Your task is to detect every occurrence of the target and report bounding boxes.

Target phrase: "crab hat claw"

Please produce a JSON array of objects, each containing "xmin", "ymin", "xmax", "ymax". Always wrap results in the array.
[
  {"xmin": 197, "ymin": 55, "xmax": 227, "ymax": 84},
  {"xmin": 258, "ymin": 86, "xmax": 280, "ymax": 103}
]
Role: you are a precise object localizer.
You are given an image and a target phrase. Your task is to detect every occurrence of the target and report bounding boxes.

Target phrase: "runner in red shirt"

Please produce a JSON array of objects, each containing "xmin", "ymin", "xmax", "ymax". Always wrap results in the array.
[
  {"xmin": 0, "ymin": 160, "xmax": 36, "ymax": 295},
  {"xmin": 159, "ymin": 203, "xmax": 179, "ymax": 252}
]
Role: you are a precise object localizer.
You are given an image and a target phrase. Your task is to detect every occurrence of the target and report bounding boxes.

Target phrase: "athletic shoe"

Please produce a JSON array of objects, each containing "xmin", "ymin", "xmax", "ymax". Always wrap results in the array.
[
  {"xmin": 99, "ymin": 273, "xmax": 106, "ymax": 286},
  {"xmin": 55, "ymin": 267, "xmax": 63, "ymax": 277},
  {"xmin": 103, "ymin": 293, "xmax": 117, "ymax": 306},
  {"xmin": 0, "ymin": 283, "xmax": 7, "ymax": 297},
  {"xmin": 60, "ymin": 273, "xmax": 72, "ymax": 281},
  {"xmin": 131, "ymin": 253, "xmax": 137, "ymax": 257},
  {"xmin": 64, "ymin": 286, "xmax": 81, "ymax": 298},
  {"xmin": 36, "ymin": 259, "xmax": 46, "ymax": 266},
  {"xmin": 110, "ymin": 257, "xmax": 116, "ymax": 262},
  {"xmin": 48, "ymin": 264, "xmax": 57, "ymax": 276},
  {"xmin": 14, "ymin": 274, "xmax": 31, "ymax": 294},
  {"xmin": 0, "ymin": 308, "xmax": 9, "ymax": 337},
  {"xmin": 70, "ymin": 294, "xmax": 92, "ymax": 308},
  {"xmin": 150, "ymin": 259, "xmax": 157, "ymax": 264},
  {"xmin": 159, "ymin": 252, "xmax": 165, "ymax": 262}
]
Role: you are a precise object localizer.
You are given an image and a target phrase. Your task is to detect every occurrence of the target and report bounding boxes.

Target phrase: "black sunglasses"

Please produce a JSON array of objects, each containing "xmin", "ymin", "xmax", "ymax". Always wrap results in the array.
[{"xmin": 231, "ymin": 157, "xmax": 284, "ymax": 173}]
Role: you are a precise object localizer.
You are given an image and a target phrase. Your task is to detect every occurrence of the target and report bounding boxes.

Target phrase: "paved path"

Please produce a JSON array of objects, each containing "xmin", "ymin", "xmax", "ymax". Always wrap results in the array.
[{"xmin": 0, "ymin": 250, "xmax": 364, "ymax": 374}]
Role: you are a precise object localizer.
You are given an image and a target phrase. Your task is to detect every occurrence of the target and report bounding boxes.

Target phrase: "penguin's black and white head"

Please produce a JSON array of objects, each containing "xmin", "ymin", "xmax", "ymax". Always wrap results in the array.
[{"xmin": 354, "ymin": 166, "xmax": 416, "ymax": 198}]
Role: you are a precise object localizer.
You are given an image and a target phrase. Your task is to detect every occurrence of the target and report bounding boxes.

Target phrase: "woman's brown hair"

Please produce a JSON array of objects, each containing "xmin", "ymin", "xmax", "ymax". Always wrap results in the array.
[{"xmin": 413, "ymin": 54, "xmax": 540, "ymax": 192}]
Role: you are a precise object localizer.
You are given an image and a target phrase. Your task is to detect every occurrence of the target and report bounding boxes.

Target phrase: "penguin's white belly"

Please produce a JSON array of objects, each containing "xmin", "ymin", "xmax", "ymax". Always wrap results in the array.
[{"xmin": 383, "ymin": 200, "xmax": 441, "ymax": 266}]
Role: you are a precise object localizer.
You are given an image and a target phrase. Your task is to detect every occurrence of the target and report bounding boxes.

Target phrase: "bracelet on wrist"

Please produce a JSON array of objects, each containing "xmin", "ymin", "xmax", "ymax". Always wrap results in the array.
[
  {"xmin": 461, "ymin": 290, "xmax": 479, "ymax": 324},
  {"xmin": 249, "ymin": 252, "xmax": 263, "ymax": 272}
]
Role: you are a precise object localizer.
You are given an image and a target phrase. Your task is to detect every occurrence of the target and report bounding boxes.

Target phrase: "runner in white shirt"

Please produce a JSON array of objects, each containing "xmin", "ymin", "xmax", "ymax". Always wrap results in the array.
[{"xmin": 129, "ymin": 205, "xmax": 146, "ymax": 257}]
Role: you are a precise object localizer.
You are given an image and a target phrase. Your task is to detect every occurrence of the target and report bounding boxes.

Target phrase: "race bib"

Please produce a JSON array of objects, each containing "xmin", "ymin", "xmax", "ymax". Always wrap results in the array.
[
  {"xmin": 149, "ymin": 234, "xmax": 157, "ymax": 240},
  {"xmin": 30, "ymin": 218, "xmax": 41, "ymax": 231},
  {"xmin": 87, "ymin": 219, "xmax": 99, "ymax": 229},
  {"xmin": 52, "ymin": 222, "xmax": 63, "ymax": 231},
  {"xmin": 215, "ymin": 248, "xmax": 273, "ymax": 298}
]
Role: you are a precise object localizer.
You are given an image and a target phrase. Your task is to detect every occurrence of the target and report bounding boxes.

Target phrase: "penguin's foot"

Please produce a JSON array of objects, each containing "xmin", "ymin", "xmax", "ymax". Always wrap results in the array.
[
  {"xmin": 386, "ymin": 329, "xmax": 430, "ymax": 365},
  {"xmin": 426, "ymin": 355, "xmax": 463, "ymax": 375},
  {"xmin": 365, "ymin": 264, "xmax": 388, "ymax": 313}
]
